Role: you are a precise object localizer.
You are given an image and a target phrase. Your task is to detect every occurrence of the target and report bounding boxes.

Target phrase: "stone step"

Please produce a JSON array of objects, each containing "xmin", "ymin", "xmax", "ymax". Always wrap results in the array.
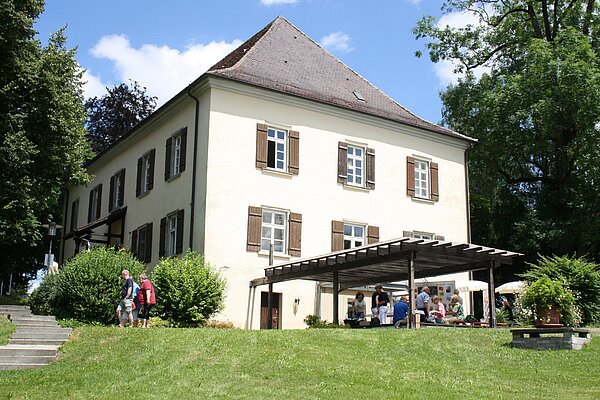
[
  {"xmin": 0, "ymin": 355, "xmax": 55, "ymax": 364},
  {"xmin": 0, "ymin": 305, "xmax": 30, "ymax": 311},
  {"xmin": 11, "ymin": 315, "xmax": 56, "ymax": 322},
  {"xmin": 12, "ymin": 332, "xmax": 71, "ymax": 340},
  {"xmin": 9, "ymin": 338, "xmax": 67, "ymax": 346},
  {"xmin": 10, "ymin": 319, "xmax": 59, "ymax": 327},
  {"xmin": 0, "ymin": 363, "xmax": 48, "ymax": 370},
  {"xmin": 0, "ymin": 345, "xmax": 58, "ymax": 357},
  {"xmin": 16, "ymin": 327, "xmax": 72, "ymax": 335}
]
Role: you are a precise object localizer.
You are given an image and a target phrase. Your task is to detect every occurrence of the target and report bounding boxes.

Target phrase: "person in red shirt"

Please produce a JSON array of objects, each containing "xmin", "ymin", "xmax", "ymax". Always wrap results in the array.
[{"xmin": 138, "ymin": 273, "xmax": 156, "ymax": 328}]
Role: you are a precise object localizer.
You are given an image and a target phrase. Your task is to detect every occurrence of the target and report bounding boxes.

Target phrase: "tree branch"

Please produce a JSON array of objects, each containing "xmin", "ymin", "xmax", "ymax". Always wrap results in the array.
[
  {"xmin": 526, "ymin": 2, "xmax": 544, "ymax": 38},
  {"xmin": 540, "ymin": 0, "xmax": 554, "ymax": 41},
  {"xmin": 583, "ymin": 0, "xmax": 595, "ymax": 36},
  {"xmin": 466, "ymin": 43, "xmax": 509, "ymax": 70},
  {"xmin": 488, "ymin": 7, "xmax": 530, "ymax": 27}
]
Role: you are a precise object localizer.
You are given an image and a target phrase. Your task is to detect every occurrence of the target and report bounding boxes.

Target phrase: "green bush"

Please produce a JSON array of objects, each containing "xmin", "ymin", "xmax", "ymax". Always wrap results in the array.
[
  {"xmin": 521, "ymin": 276, "xmax": 581, "ymax": 326},
  {"xmin": 521, "ymin": 255, "xmax": 600, "ymax": 325},
  {"xmin": 30, "ymin": 247, "xmax": 145, "ymax": 324},
  {"xmin": 152, "ymin": 250, "xmax": 226, "ymax": 327},
  {"xmin": 29, "ymin": 273, "xmax": 60, "ymax": 315},
  {"xmin": 303, "ymin": 314, "xmax": 344, "ymax": 329}
]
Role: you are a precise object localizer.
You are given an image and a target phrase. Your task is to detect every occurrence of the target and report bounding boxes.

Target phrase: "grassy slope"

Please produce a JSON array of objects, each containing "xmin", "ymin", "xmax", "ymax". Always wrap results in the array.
[
  {"xmin": 0, "ymin": 316, "xmax": 15, "ymax": 345},
  {"xmin": 0, "ymin": 327, "xmax": 598, "ymax": 400}
]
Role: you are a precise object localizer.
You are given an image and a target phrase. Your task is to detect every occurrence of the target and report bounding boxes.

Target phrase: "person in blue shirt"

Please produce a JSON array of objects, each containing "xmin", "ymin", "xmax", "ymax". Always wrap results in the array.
[{"xmin": 393, "ymin": 296, "xmax": 409, "ymax": 327}]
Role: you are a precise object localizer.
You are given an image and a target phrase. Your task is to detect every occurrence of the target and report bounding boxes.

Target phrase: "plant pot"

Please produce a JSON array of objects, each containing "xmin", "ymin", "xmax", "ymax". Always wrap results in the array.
[{"xmin": 535, "ymin": 307, "xmax": 562, "ymax": 327}]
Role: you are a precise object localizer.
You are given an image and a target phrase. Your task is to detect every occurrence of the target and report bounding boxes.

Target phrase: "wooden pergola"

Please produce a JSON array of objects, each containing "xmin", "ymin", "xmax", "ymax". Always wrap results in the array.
[{"xmin": 250, "ymin": 237, "xmax": 522, "ymax": 328}]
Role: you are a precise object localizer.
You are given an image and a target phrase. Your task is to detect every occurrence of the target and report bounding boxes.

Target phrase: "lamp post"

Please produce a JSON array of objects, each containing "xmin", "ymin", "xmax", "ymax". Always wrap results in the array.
[{"xmin": 41, "ymin": 222, "xmax": 62, "ymax": 274}]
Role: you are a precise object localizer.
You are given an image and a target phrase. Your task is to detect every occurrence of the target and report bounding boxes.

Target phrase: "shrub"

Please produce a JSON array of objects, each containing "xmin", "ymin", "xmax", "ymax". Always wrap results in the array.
[
  {"xmin": 152, "ymin": 250, "xmax": 226, "ymax": 327},
  {"xmin": 521, "ymin": 255, "xmax": 600, "ymax": 325},
  {"xmin": 521, "ymin": 276, "xmax": 581, "ymax": 326},
  {"xmin": 29, "ymin": 273, "xmax": 60, "ymax": 315},
  {"xmin": 303, "ymin": 314, "xmax": 344, "ymax": 329},
  {"xmin": 40, "ymin": 247, "xmax": 145, "ymax": 324}
]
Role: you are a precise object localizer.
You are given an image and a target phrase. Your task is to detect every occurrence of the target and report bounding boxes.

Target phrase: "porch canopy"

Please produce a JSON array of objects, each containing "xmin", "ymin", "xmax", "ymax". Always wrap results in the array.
[{"xmin": 250, "ymin": 237, "xmax": 522, "ymax": 328}]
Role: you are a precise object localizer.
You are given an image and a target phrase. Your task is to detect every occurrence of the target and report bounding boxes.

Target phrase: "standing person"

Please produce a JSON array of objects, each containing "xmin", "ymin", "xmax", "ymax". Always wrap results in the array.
[
  {"xmin": 119, "ymin": 269, "xmax": 134, "ymax": 327},
  {"xmin": 393, "ymin": 296, "xmax": 409, "ymax": 327},
  {"xmin": 131, "ymin": 279, "xmax": 140, "ymax": 327},
  {"xmin": 371, "ymin": 288, "xmax": 379, "ymax": 321},
  {"xmin": 416, "ymin": 286, "xmax": 431, "ymax": 319},
  {"xmin": 353, "ymin": 291, "xmax": 366, "ymax": 320},
  {"xmin": 375, "ymin": 284, "xmax": 390, "ymax": 324},
  {"xmin": 138, "ymin": 273, "xmax": 156, "ymax": 328}
]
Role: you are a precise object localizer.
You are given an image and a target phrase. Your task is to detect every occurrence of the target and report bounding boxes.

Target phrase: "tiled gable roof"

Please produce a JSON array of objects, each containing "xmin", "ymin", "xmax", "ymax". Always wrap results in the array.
[{"xmin": 208, "ymin": 17, "xmax": 473, "ymax": 142}]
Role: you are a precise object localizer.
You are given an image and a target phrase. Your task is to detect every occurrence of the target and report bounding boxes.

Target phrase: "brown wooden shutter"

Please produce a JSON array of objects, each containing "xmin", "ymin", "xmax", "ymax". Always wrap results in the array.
[
  {"xmin": 256, "ymin": 124, "xmax": 268, "ymax": 169},
  {"xmin": 367, "ymin": 225, "xmax": 380, "ymax": 244},
  {"xmin": 434, "ymin": 234, "xmax": 445, "ymax": 241},
  {"xmin": 95, "ymin": 184, "xmax": 102, "ymax": 220},
  {"xmin": 131, "ymin": 229, "xmax": 138, "ymax": 257},
  {"xmin": 70, "ymin": 200, "xmax": 77, "ymax": 231},
  {"xmin": 164, "ymin": 137, "xmax": 172, "ymax": 181},
  {"xmin": 431, "ymin": 162, "xmax": 439, "ymax": 201},
  {"xmin": 179, "ymin": 128, "xmax": 187, "ymax": 173},
  {"xmin": 88, "ymin": 190, "xmax": 93, "ymax": 223},
  {"xmin": 288, "ymin": 212, "xmax": 302, "ymax": 257},
  {"xmin": 407, "ymin": 156, "xmax": 415, "ymax": 197},
  {"xmin": 288, "ymin": 130, "xmax": 300, "ymax": 175},
  {"xmin": 118, "ymin": 169, "xmax": 125, "ymax": 207},
  {"xmin": 136, "ymin": 157, "xmax": 143, "ymax": 197},
  {"xmin": 403, "ymin": 231, "xmax": 413, "ymax": 238},
  {"xmin": 247, "ymin": 206, "xmax": 262, "ymax": 252},
  {"xmin": 366, "ymin": 147, "xmax": 375, "ymax": 190},
  {"xmin": 108, "ymin": 175, "xmax": 115, "ymax": 212},
  {"xmin": 176, "ymin": 209, "xmax": 184, "ymax": 254},
  {"xmin": 148, "ymin": 149, "xmax": 156, "ymax": 190},
  {"xmin": 145, "ymin": 223, "xmax": 153, "ymax": 263},
  {"xmin": 331, "ymin": 220, "xmax": 344, "ymax": 251},
  {"xmin": 159, "ymin": 217, "xmax": 166, "ymax": 257},
  {"xmin": 337, "ymin": 142, "xmax": 348, "ymax": 183}
]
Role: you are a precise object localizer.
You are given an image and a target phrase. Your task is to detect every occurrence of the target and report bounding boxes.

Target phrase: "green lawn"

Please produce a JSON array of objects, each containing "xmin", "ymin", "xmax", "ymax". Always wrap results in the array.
[
  {"xmin": 0, "ymin": 316, "xmax": 15, "ymax": 345},
  {"xmin": 0, "ymin": 327, "xmax": 598, "ymax": 399}
]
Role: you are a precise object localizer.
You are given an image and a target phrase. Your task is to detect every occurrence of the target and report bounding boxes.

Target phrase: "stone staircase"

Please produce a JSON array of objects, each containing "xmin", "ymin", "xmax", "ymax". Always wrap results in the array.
[{"xmin": 0, "ymin": 305, "xmax": 72, "ymax": 370}]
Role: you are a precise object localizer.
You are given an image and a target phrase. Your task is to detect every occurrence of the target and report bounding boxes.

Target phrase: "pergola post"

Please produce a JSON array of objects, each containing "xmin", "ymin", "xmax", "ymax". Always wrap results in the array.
[
  {"xmin": 333, "ymin": 270, "xmax": 339, "ymax": 325},
  {"xmin": 408, "ymin": 251, "xmax": 415, "ymax": 329},
  {"xmin": 488, "ymin": 261, "xmax": 496, "ymax": 328},
  {"xmin": 267, "ymin": 244, "xmax": 274, "ymax": 329}
]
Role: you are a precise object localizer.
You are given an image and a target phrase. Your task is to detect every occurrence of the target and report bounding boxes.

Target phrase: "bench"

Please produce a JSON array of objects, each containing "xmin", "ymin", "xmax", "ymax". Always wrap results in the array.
[{"xmin": 511, "ymin": 327, "xmax": 592, "ymax": 350}]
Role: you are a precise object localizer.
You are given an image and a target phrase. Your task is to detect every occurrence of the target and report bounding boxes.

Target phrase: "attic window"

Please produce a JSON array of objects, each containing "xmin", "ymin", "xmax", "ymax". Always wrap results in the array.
[{"xmin": 353, "ymin": 91, "xmax": 366, "ymax": 102}]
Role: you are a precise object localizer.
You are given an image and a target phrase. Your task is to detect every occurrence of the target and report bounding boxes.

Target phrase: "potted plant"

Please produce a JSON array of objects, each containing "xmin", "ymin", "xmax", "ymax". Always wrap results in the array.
[{"xmin": 521, "ymin": 276, "xmax": 576, "ymax": 327}]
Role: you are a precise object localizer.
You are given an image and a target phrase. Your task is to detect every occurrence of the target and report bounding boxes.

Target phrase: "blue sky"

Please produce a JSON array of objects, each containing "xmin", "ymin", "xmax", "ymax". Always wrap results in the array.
[{"xmin": 34, "ymin": 0, "xmax": 473, "ymax": 125}]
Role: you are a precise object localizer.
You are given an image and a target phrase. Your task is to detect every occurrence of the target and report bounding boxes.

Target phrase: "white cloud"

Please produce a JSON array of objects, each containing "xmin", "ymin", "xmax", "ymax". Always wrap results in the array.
[
  {"xmin": 438, "ymin": 10, "xmax": 482, "ymax": 29},
  {"xmin": 260, "ymin": 0, "xmax": 298, "ymax": 5},
  {"xmin": 81, "ymin": 69, "xmax": 109, "ymax": 99},
  {"xmin": 88, "ymin": 34, "xmax": 242, "ymax": 105},
  {"xmin": 407, "ymin": 0, "xmax": 423, "ymax": 5},
  {"xmin": 320, "ymin": 32, "xmax": 353, "ymax": 53}
]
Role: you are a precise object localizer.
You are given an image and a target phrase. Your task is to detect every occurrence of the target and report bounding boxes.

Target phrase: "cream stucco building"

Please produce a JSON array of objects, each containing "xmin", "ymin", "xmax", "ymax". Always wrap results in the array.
[{"xmin": 61, "ymin": 17, "xmax": 478, "ymax": 329}]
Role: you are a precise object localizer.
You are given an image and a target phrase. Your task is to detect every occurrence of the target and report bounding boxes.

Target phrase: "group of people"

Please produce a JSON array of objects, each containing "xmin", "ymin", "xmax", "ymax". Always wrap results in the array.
[
  {"xmin": 351, "ymin": 284, "xmax": 467, "ymax": 326},
  {"xmin": 118, "ymin": 269, "xmax": 156, "ymax": 328}
]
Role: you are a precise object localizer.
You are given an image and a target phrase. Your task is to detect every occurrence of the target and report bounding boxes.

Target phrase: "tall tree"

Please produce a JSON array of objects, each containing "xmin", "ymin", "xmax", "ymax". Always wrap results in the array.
[
  {"xmin": 85, "ymin": 80, "xmax": 157, "ymax": 153},
  {"xmin": 0, "ymin": 0, "xmax": 92, "ymax": 289},
  {"xmin": 414, "ymin": 0, "xmax": 600, "ymax": 263}
]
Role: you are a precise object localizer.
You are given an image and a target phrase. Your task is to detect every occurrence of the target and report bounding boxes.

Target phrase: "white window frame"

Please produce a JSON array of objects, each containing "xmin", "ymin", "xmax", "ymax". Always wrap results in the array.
[
  {"xmin": 172, "ymin": 135, "xmax": 182, "ymax": 177},
  {"xmin": 346, "ymin": 145, "xmax": 364, "ymax": 187},
  {"xmin": 414, "ymin": 159, "xmax": 430, "ymax": 199},
  {"xmin": 413, "ymin": 232, "xmax": 433, "ymax": 240},
  {"xmin": 166, "ymin": 213, "xmax": 178, "ymax": 257},
  {"xmin": 267, "ymin": 127, "xmax": 287, "ymax": 172},
  {"xmin": 261, "ymin": 209, "xmax": 287, "ymax": 254},
  {"xmin": 343, "ymin": 223, "xmax": 365, "ymax": 249},
  {"xmin": 90, "ymin": 186, "xmax": 101, "ymax": 220},
  {"xmin": 113, "ymin": 172, "xmax": 123, "ymax": 209},
  {"xmin": 142, "ymin": 154, "xmax": 152, "ymax": 193}
]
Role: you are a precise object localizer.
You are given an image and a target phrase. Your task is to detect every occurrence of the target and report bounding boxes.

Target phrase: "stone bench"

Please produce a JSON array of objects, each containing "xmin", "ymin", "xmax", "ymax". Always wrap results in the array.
[{"xmin": 511, "ymin": 327, "xmax": 592, "ymax": 350}]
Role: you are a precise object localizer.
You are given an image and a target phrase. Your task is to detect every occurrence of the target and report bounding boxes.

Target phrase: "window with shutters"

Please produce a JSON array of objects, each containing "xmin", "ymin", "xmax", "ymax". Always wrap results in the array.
[
  {"xmin": 403, "ymin": 230, "xmax": 445, "ymax": 241},
  {"xmin": 255, "ymin": 123, "xmax": 299, "ymax": 175},
  {"xmin": 88, "ymin": 184, "xmax": 102, "ymax": 223},
  {"xmin": 160, "ymin": 210, "xmax": 184, "ymax": 257},
  {"xmin": 407, "ymin": 156, "xmax": 439, "ymax": 201},
  {"xmin": 137, "ymin": 149, "xmax": 155, "ymax": 197},
  {"xmin": 109, "ymin": 169, "xmax": 125, "ymax": 212},
  {"xmin": 413, "ymin": 232, "xmax": 433, "ymax": 240},
  {"xmin": 165, "ymin": 128, "xmax": 187, "ymax": 181},
  {"xmin": 247, "ymin": 206, "xmax": 301, "ymax": 257},
  {"xmin": 167, "ymin": 213, "xmax": 178, "ymax": 256},
  {"xmin": 337, "ymin": 142, "xmax": 375, "ymax": 190},
  {"xmin": 343, "ymin": 223, "xmax": 365, "ymax": 249},
  {"xmin": 261, "ymin": 209, "xmax": 287, "ymax": 253},
  {"xmin": 131, "ymin": 223, "xmax": 153, "ymax": 263},
  {"xmin": 70, "ymin": 199, "xmax": 79, "ymax": 232}
]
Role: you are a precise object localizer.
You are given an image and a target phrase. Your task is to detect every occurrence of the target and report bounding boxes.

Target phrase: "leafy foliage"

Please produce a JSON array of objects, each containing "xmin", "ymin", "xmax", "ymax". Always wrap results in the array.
[
  {"xmin": 29, "ymin": 247, "xmax": 145, "ymax": 324},
  {"xmin": 152, "ymin": 251, "xmax": 226, "ymax": 327},
  {"xmin": 0, "ymin": 0, "xmax": 93, "ymax": 288},
  {"xmin": 414, "ymin": 0, "xmax": 600, "ymax": 263},
  {"xmin": 521, "ymin": 275, "xmax": 581, "ymax": 326},
  {"xmin": 85, "ymin": 80, "xmax": 157, "ymax": 153},
  {"xmin": 521, "ymin": 255, "xmax": 600, "ymax": 324}
]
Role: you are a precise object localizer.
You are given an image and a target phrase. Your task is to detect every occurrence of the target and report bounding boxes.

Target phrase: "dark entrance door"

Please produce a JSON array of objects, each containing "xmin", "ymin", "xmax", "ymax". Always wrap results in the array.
[{"xmin": 260, "ymin": 292, "xmax": 281, "ymax": 329}]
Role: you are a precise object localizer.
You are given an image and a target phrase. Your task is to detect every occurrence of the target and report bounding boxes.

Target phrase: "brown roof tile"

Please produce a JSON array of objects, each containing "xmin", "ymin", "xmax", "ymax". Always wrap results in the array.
[{"xmin": 208, "ymin": 17, "xmax": 474, "ymax": 142}]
